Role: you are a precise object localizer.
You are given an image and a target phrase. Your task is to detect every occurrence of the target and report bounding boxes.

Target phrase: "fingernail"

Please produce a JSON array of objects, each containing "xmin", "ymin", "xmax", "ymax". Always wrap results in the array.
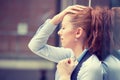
[{"xmin": 68, "ymin": 59, "xmax": 71, "ymax": 64}]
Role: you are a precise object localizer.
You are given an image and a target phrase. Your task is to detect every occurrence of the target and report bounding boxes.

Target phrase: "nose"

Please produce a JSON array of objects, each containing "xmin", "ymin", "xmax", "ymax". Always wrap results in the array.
[{"xmin": 57, "ymin": 29, "xmax": 61, "ymax": 36}]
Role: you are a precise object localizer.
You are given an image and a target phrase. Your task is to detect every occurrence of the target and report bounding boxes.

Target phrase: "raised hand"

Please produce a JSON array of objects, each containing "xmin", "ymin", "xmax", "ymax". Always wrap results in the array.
[{"xmin": 50, "ymin": 5, "xmax": 87, "ymax": 25}]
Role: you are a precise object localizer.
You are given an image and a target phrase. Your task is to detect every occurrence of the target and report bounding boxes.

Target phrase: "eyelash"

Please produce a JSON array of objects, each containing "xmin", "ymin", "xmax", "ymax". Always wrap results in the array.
[{"xmin": 61, "ymin": 27, "xmax": 65, "ymax": 30}]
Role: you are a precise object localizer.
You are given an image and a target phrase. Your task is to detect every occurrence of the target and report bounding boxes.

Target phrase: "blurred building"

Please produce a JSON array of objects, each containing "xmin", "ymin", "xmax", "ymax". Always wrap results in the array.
[
  {"xmin": 0, "ymin": 0, "xmax": 57, "ymax": 80},
  {"xmin": 0, "ymin": 0, "xmax": 120, "ymax": 80}
]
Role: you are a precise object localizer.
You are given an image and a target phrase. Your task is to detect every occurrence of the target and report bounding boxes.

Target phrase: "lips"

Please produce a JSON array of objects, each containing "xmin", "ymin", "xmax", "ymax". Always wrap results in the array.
[
  {"xmin": 60, "ymin": 37, "xmax": 63, "ymax": 42},
  {"xmin": 60, "ymin": 37, "xmax": 63, "ymax": 40}
]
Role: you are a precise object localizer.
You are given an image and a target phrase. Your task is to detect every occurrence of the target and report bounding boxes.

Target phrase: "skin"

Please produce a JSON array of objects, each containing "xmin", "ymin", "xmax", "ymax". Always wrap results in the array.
[
  {"xmin": 50, "ymin": 5, "xmax": 87, "ymax": 58},
  {"xmin": 57, "ymin": 58, "xmax": 78, "ymax": 80},
  {"xmin": 50, "ymin": 5, "xmax": 86, "ymax": 25},
  {"xmin": 58, "ymin": 15, "xmax": 77, "ymax": 49},
  {"xmin": 49, "ymin": 5, "xmax": 88, "ymax": 80},
  {"xmin": 58, "ymin": 14, "xmax": 87, "ymax": 57}
]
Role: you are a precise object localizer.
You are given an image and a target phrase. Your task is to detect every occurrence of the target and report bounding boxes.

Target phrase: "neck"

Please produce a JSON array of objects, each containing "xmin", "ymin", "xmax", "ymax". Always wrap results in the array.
[{"xmin": 72, "ymin": 43, "xmax": 85, "ymax": 58}]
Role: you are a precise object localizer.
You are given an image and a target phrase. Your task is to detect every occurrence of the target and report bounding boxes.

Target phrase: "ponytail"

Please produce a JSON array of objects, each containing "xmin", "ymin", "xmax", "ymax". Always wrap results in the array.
[{"xmin": 88, "ymin": 7, "xmax": 112, "ymax": 60}]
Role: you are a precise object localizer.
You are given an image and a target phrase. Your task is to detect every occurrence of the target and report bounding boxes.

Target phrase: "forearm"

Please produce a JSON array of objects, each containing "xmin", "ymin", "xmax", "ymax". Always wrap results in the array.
[{"xmin": 28, "ymin": 19, "xmax": 57, "ymax": 52}]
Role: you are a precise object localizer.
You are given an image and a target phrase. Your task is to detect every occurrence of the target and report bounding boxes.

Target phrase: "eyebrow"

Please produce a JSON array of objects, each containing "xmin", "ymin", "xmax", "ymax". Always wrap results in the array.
[
  {"xmin": 60, "ymin": 23, "xmax": 64, "ymax": 27},
  {"xmin": 61, "ymin": 22, "xmax": 63, "ymax": 26}
]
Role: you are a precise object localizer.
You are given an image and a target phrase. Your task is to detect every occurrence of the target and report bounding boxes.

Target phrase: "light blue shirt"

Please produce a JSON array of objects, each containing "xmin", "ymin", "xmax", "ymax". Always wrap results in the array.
[
  {"xmin": 28, "ymin": 19, "xmax": 103, "ymax": 80},
  {"xmin": 77, "ymin": 49, "xmax": 88, "ymax": 62}
]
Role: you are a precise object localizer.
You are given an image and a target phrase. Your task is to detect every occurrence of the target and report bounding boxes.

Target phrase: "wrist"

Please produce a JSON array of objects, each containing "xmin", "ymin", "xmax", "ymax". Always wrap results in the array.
[
  {"xmin": 50, "ymin": 14, "xmax": 61, "ymax": 25},
  {"xmin": 59, "ymin": 75, "xmax": 70, "ymax": 80}
]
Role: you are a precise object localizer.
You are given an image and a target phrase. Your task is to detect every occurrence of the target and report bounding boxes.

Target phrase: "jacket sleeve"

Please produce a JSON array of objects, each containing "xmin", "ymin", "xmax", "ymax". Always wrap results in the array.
[{"xmin": 28, "ymin": 19, "xmax": 74, "ymax": 63}]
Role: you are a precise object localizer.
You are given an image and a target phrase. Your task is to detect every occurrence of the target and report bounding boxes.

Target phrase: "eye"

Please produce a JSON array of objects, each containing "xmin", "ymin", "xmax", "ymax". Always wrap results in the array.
[{"xmin": 61, "ymin": 27, "xmax": 65, "ymax": 30}]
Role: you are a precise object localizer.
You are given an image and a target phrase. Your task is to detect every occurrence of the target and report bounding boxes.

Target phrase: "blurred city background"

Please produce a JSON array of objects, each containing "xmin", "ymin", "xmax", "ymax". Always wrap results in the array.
[{"xmin": 0, "ymin": 0, "xmax": 120, "ymax": 80}]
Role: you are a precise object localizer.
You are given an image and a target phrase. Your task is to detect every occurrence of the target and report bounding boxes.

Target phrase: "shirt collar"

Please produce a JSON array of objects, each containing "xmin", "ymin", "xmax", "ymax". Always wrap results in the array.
[{"xmin": 77, "ymin": 49, "xmax": 88, "ymax": 62}]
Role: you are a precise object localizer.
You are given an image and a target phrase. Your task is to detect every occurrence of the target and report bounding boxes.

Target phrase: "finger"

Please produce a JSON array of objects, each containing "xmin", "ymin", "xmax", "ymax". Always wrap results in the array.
[
  {"xmin": 58, "ymin": 58, "xmax": 68, "ymax": 65},
  {"xmin": 68, "ymin": 58, "xmax": 71, "ymax": 64},
  {"xmin": 73, "ymin": 5, "xmax": 88, "ymax": 8},
  {"xmin": 68, "ymin": 9, "xmax": 80, "ymax": 14},
  {"xmin": 71, "ymin": 56, "xmax": 77, "ymax": 62},
  {"xmin": 67, "ymin": 5, "xmax": 84, "ymax": 11},
  {"xmin": 74, "ymin": 5, "xmax": 87, "ymax": 8},
  {"xmin": 57, "ymin": 63, "xmax": 60, "ymax": 69},
  {"xmin": 71, "ymin": 6, "xmax": 84, "ymax": 11}
]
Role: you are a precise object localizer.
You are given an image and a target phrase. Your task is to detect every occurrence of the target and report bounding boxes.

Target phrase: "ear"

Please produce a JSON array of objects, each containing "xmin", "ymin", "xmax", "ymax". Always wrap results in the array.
[{"xmin": 75, "ymin": 27, "xmax": 83, "ymax": 38}]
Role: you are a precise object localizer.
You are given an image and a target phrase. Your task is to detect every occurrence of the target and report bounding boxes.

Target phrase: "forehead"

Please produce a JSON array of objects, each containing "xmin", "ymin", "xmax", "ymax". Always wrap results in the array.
[{"xmin": 61, "ymin": 15, "xmax": 72, "ymax": 26}]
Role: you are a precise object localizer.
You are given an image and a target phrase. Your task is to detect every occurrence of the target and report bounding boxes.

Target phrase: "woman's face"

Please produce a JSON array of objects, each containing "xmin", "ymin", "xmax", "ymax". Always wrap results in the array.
[{"xmin": 58, "ymin": 15, "xmax": 76, "ymax": 48}]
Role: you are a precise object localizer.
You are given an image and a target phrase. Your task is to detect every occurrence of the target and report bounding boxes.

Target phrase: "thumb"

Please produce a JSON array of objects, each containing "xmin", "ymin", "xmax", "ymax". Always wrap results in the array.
[{"xmin": 68, "ymin": 59, "xmax": 71, "ymax": 64}]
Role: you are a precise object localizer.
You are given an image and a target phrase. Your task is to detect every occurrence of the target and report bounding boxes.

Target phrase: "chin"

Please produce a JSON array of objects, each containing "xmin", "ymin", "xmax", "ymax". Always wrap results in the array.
[
  {"xmin": 61, "ymin": 43, "xmax": 71, "ymax": 48},
  {"xmin": 63, "ymin": 45, "xmax": 70, "ymax": 48},
  {"xmin": 61, "ymin": 45, "xmax": 66, "ymax": 48}
]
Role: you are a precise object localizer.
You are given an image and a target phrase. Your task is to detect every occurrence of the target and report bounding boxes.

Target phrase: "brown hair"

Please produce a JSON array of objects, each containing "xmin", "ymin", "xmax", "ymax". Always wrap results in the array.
[
  {"xmin": 88, "ymin": 7, "xmax": 112, "ymax": 60},
  {"xmin": 68, "ymin": 8, "xmax": 92, "ymax": 51},
  {"xmin": 69, "ymin": 8, "xmax": 92, "ymax": 38},
  {"xmin": 68, "ymin": 6, "xmax": 112, "ymax": 60}
]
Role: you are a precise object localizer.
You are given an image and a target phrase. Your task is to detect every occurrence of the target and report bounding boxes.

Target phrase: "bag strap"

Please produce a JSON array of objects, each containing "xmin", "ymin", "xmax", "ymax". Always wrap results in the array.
[{"xmin": 71, "ymin": 51, "xmax": 92, "ymax": 80}]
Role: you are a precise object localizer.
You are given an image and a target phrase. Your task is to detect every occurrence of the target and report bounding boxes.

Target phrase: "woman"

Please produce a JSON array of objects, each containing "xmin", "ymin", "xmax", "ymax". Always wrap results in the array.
[
  {"xmin": 57, "ymin": 8, "xmax": 120, "ymax": 80},
  {"xmin": 57, "ymin": 7, "xmax": 112, "ymax": 80},
  {"xmin": 28, "ymin": 5, "xmax": 103, "ymax": 80}
]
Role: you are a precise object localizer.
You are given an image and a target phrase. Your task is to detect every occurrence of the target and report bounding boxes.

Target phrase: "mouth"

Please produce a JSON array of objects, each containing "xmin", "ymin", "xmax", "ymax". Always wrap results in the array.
[
  {"xmin": 60, "ymin": 37, "xmax": 63, "ymax": 42},
  {"xmin": 60, "ymin": 37, "xmax": 63, "ymax": 40}
]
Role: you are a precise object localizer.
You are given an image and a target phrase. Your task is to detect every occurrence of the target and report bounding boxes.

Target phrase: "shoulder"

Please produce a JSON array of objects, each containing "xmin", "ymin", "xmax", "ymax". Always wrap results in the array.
[
  {"xmin": 81, "ymin": 54, "xmax": 102, "ymax": 76},
  {"xmin": 83, "ymin": 54, "xmax": 101, "ymax": 66},
  {"xmin": 85, "ymin": 54, "xmax": 102, "ymax": 71},
  {"xmin": 77, "ymin": 55, "xmax": 102, "ymax": 80}
]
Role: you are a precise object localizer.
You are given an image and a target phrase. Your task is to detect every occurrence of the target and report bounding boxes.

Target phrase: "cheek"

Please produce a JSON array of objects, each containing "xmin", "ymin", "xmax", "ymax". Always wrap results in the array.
[
  {"xmin": 62, "ymin": 37, "xmax": 75, "ymax": 48},
  {"xmin": 63, "ymin": 31, "xmax": 75, "ymax": 44},
  {"xmin": 63, "ymin": 32, "xmax": 71, "ymax": 36},
  {"xmin": 63, "ymin": 29, "xmax": 75, "ymax": 36}
]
